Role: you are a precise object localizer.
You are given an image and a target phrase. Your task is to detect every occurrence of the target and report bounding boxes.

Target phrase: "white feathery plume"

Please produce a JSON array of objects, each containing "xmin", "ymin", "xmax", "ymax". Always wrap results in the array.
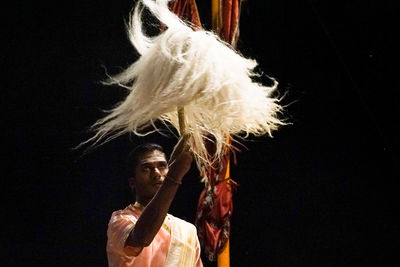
[{"xmin": 85, "ymin": 0, "xmax": 286, "ymax": 175}]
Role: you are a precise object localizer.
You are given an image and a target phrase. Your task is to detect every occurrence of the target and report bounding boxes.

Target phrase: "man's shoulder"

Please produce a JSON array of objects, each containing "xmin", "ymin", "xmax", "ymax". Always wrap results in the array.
[{"xmin": 109, "ymin": 205, "xmax": 138, "ymax": 221}]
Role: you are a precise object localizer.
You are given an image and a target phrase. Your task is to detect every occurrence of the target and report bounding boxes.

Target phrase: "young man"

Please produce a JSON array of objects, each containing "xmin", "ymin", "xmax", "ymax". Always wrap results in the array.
[{"xmin": 106, "ymin": 139, "xmax": 203, "ymax": 266}]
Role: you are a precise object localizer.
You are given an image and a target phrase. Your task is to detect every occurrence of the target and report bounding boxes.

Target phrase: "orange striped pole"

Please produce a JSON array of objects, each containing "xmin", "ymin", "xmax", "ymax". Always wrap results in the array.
[{"xmin": 213, "ymin": 0, "xmax": 241, "ymax": 265}]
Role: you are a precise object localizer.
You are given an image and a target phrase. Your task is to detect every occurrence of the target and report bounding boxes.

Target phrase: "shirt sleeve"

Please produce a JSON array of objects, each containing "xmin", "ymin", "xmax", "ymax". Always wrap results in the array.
[{"xmin": 107, "ymin": 211, "xmax": 143, "ymax": 257}]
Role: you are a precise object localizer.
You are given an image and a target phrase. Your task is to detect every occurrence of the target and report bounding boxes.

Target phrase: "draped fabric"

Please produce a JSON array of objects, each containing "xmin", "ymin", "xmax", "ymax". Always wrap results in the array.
[
  {"xmin": 106, "ymin": 203, "xmax": 203, "ymax": 267},
  {"xmin": 195, "ymin": 138, "xmax": 238, "ymax": 261},
  {"xmin": 194, "ymin": 0, "xmax": 242, "ymax": 262},
  {"xmin": 167, "ymin": 0, "xmax": 243, "ymax": 262},
  {"xmin": 165, "ymin": 215, "xmax": 203, "ymax": 267},
  {"xmin": 169, "ymin": 1, "xmax": 240, "ymax": 261},
  {"xmin": 170, "ymin": 0, "xmax": 202, "ymax": 28},
  {"xmin": 213, "ymin": 0, "xmax": 241, "ymax": 48}
]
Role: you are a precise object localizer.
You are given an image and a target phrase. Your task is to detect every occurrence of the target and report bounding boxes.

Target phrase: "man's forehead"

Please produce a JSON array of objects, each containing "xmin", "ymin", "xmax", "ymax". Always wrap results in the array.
[{"xmin": 139, "ymin": 150, "xmax": 167, "ymax": 164}]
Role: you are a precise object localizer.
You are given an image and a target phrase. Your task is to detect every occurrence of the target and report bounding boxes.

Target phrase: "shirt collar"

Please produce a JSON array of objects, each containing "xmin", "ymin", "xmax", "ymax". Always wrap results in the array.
[{"xmin": 133, "ymin": 201, "xmax": 145, "ymax": 211}]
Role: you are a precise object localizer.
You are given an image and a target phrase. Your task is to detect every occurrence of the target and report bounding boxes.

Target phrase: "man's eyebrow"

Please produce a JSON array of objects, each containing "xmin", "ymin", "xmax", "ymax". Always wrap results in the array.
[{"xmin": 140, "ymin": 160, "xmax": 168, "ymax": 165}]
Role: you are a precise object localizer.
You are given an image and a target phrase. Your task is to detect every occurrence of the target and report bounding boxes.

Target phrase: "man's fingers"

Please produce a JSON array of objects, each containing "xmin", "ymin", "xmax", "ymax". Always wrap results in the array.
[{"xmin": 169, "ymin": 134, "xmax": 191, "ymax": 163}]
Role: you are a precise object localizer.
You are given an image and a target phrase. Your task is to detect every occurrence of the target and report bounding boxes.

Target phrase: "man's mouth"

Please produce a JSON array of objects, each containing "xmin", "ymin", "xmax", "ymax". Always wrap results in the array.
[{"xmin": 154, "ymin": 181, "xmax": 163, "ymax": 186}]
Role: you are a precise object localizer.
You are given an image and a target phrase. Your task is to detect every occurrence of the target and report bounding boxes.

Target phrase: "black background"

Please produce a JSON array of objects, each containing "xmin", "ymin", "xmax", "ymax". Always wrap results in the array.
[{"xmin": 4, "ymin": 0, "xmax": 398, "ymax": 266}]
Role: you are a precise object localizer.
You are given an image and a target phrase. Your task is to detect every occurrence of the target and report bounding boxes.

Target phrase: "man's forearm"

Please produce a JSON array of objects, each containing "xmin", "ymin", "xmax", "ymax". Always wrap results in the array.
[{"xmin": 125, "ymin": 177, "xmax": 181, "ymax": 247}]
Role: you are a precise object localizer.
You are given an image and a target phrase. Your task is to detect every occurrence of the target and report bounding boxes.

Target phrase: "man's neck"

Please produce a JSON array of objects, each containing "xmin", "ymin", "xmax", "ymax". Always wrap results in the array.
[{"xmin": 135, "ymin": 196, "xmax": 152, "ymax": 207}]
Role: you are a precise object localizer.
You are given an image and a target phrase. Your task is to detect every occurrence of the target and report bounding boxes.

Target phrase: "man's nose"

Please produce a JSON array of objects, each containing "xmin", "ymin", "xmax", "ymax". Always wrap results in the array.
[{"xmin": 153, "ymin": 167, "xmax": 162, "ymax": 177}]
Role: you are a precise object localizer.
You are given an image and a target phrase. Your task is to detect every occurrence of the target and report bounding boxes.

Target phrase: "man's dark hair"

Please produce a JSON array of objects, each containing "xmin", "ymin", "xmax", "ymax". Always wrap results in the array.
[{"xmin": 126, "ymin": 143, "xmax": 165, "ymax": 178}]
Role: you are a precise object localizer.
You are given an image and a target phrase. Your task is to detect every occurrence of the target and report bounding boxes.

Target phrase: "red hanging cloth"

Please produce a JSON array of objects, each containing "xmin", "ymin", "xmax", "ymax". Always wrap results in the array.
[
  {"xmin": 195, "ymin": 137, "xmax": 238, "ymax": 261},
  {"xmin": 168, "ymin": 0, "xmax": 242, "ymax": 262},
  {"xmin": 170, "ymin": 0, "xmax": 202, "ymax": 28},
  {"xmin": 194, "ymin": 0, "xmax": 242, "ymax": 262}
]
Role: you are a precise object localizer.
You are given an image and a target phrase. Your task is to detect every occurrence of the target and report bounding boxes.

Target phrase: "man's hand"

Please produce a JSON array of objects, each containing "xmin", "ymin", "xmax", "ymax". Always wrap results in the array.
[{"xmin": 167, "ymin": 134, "xmax": 193, "ymax": 182}]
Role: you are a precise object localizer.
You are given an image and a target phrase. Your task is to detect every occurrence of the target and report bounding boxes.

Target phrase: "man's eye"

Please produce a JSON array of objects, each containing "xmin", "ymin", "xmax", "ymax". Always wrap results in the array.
[{"xmin": 159, "ymin": 164, "xmax": 168, "ymax": 169}]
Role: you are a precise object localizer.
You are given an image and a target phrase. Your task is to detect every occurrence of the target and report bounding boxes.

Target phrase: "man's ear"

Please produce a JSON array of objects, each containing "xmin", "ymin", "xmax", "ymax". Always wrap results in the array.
[{"xmin": 128, "ymin": 177, "xmax": 135, "ymax": 191}]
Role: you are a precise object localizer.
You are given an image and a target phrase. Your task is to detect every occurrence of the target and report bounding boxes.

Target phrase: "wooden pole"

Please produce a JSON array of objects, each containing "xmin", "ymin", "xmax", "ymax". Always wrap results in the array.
[{"xmin": 178, "ymin": 106, "xmax": 185, "ymax": 135}]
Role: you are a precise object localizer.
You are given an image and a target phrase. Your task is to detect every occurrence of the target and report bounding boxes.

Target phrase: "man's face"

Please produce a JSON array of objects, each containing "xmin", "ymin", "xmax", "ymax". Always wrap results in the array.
[{"xmin": 130, "ymin": 150, "xmax": 169, "ymax": 201}]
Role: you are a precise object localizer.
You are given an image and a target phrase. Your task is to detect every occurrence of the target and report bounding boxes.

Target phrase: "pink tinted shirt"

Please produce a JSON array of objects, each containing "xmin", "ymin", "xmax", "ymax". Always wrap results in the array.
[{"xmin": 106, "ymin": 203, "xmax": 203, "ymax": 267}]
